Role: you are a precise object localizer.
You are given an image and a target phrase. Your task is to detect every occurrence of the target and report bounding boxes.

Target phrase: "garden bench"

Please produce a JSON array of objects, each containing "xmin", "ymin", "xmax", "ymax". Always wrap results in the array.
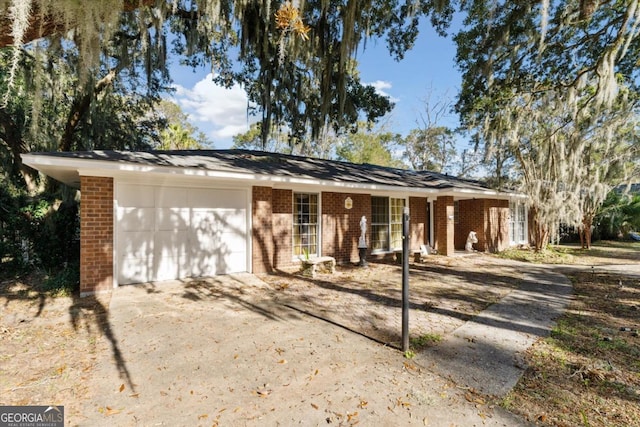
[{"xmin": 301, "ymin": 256, "xmax": 336, "ymax": 278}]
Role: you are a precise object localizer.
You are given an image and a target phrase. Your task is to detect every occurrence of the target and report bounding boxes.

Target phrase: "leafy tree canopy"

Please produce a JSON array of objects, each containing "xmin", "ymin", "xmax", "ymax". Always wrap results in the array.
[{"xmin": 0, "ymin": 0, "xmax": 458, "ymax": 151}]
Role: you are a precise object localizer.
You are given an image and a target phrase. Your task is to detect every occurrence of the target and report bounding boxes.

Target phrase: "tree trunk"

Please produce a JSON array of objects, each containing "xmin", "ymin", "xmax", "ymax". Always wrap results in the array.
[
  {"xmin": 581, "ymin": 215, "xmax": 593, "ymax": 249},
  {"xmin": 59, "ymin": 68, "xmax": 118, "ymax": 151},
  {"xmin": 529, "ymin": 207, "xmax": 549, "ymax": 252},
  {"xmin": 0, "ymin": 108, "xmax": 38, "ymax": 192},
  {"xmin": 533, "ymin": 218, "xmax": 549, "ymax": 252}
]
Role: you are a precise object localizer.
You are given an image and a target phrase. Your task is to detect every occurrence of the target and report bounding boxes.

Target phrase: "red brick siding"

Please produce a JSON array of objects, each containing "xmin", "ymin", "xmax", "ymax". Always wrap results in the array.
[
  {"xmin": 455, "ymin": 199, "xmax": 486, "ymax": 250},
  {"xmin": 485, "ymin": 199, "xmax": 510, "ymax": 252},
  {"xmin": 272, "ymin": 189, "xmax": 293, "ymax": 269},
  {"xmin": 435, "ymin": 196, "xmax": 455, "ymax": 256},
  {"xmin": 321, "ymin": 192, "xmax": 371, "ymax": 264},
  {"xmin": 253, "ymin": 189, "xmax": 434, "ymax": 268},
  {"xmin": 251, "ymin": 186, "xmax": 274, "ymax": 274},
  {"xmin": 432, "ymin": 200, "xmax": 438, "ymax": 251},
  {"xmin": 409, "ymin": 197, "xmax": 427, "ymax": 250},
  {"xmin": 452, "ymin": 198, "xmax": 510, "ymax": 253},
  {"xmin": 80, "ymin": 176, "xmax": 113, "ymax": 295}
]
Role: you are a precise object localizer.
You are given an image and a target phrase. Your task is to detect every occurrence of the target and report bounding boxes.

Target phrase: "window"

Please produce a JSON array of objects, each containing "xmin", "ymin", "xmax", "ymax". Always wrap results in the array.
[
  {"xmin": 509, "ymin": 201, "xmax": 527, "ymax": 244},
  {"xmin": 371, "ymin": 196, "xmax": 406, "ymax": 252},
  {"xmin": 371, "ymin": 197, "xmax": 389, "ymax": 251},
  {"xmin": 517, "ymin": 203, "xmax": 526, "ymax": 243},
  {"xmin": 390, "ymin": 198, "xmax": 405, "ymax": 249},
  {"xmin": 293, "ymin": 193, "xmax": 318, "ymax": 256}
]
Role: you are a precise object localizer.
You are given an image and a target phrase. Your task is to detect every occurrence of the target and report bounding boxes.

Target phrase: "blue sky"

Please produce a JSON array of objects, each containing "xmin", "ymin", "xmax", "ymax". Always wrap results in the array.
[{"xmin": 170, "ymin": 19, "xmax": 462, "ymax": 150}]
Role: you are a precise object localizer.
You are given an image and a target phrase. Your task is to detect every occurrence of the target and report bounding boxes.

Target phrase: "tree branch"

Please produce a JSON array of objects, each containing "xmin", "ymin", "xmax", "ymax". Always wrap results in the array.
[
  {"xmin": 0, "ymin": 0, "xmax": 156, "ymax": 47},
  {"xmin": 58, "ymin": 67, "xmax": 120, "ymax": 151}
]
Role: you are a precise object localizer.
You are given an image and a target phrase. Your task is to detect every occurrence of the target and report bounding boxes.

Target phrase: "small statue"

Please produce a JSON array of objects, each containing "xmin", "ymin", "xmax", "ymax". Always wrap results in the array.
[
  {"xmin": 358, "ymin": 215, "xmax": 367, "ymax": 248},
  {"xmin": 465, "ymin": 231, "xmax": 478, "ymax": 252},
  {"xmin": 358, "ymin": 215, "xmax": 368, "ymax": 266}
]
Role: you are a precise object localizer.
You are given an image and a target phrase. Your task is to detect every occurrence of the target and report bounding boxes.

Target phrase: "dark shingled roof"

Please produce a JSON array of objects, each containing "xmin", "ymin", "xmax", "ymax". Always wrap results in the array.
[{"xmin": 27, "ymin": 149, "xmax": 496, "ymax": 192}]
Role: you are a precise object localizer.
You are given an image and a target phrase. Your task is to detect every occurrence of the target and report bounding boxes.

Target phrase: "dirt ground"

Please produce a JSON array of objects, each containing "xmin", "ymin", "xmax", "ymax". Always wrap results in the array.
[
  {"xmin": 1, "ymin": 245, "xmax": 638, "ymax": 426},
  {"xmin": 1, "ymin": 253, "xmax": 525, "ymax": 425}
]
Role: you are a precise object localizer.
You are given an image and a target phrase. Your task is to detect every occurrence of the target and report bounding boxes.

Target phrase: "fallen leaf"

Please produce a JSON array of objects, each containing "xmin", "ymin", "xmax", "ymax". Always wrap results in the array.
[
  {"xmin": 119, "ymin": 384, "xmax": 125, "ymax": 393},
  {"xmin": 347, "ymin": 411, "xmax": 358, "ymax": 421},
  {"xmin": 358, "ymin": 400, "xmax": 368, "ymax": 409},
  {"xmin": 198, "ymin": 414, "xmax": 208, "ymax": 420},
  {"xmin": 423, "ymin": 416, "xmax": 429, "ymax": 426},
  {"xmin": 105, "ymin": 406, "xmax": 121, "ymax": 416},
  {"xmin": 278, "ymin": 359, "xmax": 287, "ymax": 364},
  {"xmin": 128, "ymin": 393, "xmax": 139, "ymax": 398},
  {"xmin": 311, "ymin": 403, "xmax": 319, "ymax": 410}
]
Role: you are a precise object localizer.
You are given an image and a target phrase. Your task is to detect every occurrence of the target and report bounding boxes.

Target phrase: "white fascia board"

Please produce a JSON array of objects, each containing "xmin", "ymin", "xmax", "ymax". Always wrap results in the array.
[{"xmin": 437, "ymin": 188, "xmax": 525, "ymax": 200}]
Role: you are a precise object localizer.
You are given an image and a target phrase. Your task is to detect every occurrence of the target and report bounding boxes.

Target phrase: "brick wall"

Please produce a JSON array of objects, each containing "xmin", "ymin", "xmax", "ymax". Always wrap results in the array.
[
  {"xmin": 251, "ymin": 186, "xmax": 274, "ymax": 274},
  {"xmin": 254, "ymin": 189, "xmax": 438, "ymax": 268},
  {"xmin": 453, "ymin": 198, "xmax": 510, "ymax": 252},
  {"xmin": 435, "ymin": 196, "xmax": 455, "ymax": 256},
  {"xmin": 80, "ymin": 176, "xmax": 113, "ymax": 295},
  {"xmin": 456, "ymin": 199, "xmax": 486, "ymax": 251},
  {"xmin": 485, "ymin": 199, "xmax": 510, "ymax": 252},
  {"xmin": 409, "ymin": 197, "xmax": 427, "ymax": 250},
  {"xmin": 272, "ymin": 189, "xmax": 293, "ymax": 269},
  {"xmin": 321, "ymin": 192, "xmax": 371, "ymax": 264}
]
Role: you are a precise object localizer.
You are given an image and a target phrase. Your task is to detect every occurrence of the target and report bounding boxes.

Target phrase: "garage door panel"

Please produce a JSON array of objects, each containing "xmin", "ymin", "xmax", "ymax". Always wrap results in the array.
[
  {"xmin": 119, "ymin": 256, "xmax": 153, "ymax": 284},
  {"xmin": 188, "ymin": 189, "xmax": 246, "ymax": 209},
  {"xmin": 154, "ymin": 256, "xmax": 190, "ymax": 281},
  {"xmin": 156, "ymin": 208, "xmax": 190, "ymax": 231},
  {"xmin": 191, "ymin": 209, "xmax": 218, "ymax": 233},
  {"xmin": 118, "ymin": 231, "xmax": 153, "ymax": 258},
  {"xmin": 219, "ymin": 231, "xmax": 246, "ymax": 249},
  {"xmin": 211, "ymin": 209, "xmax": 246, "ymax": 231},
  {"xmin": 119, "ymin": 184, "xmax": 155, "ymax": 207},
  {"xmin": 117, "ymin": 184, "xmax": 248, "ymax": 284},
  {"xmin": 190, "ymin": 254, "xmax": 217, "ymax": 277},
  {"xmin": 118, "ymin": 208, "xmax": 155, "ymax": 232},
  {"xmin": 154, "ymin": 230, "xmax": 189, "ymax": 258},
  {"xmin": 220, "ymin": 252, "xmax": 246, "ymax": 273},
  {"xmin": 155, "ymin": 187, "xmax": 189, "ymax": 208}
]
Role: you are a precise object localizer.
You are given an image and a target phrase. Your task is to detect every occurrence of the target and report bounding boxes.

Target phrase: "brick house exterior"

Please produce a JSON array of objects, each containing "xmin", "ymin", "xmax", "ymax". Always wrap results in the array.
[{"xmin": 22, "ymin": 150, "xmax": 527, "ymax": 295}]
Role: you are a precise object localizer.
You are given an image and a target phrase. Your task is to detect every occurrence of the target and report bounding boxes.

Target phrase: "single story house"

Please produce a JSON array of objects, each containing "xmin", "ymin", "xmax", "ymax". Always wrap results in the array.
[{"xmin": 21, "ymin": 150, "xmax": 528, "ymax": 295}]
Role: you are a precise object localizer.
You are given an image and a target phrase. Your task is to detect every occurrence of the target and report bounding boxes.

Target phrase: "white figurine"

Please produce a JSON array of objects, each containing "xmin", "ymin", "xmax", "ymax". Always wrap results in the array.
[{"xmin": 358, "ymin": 216, "xmax": 367, "ymax": 248}]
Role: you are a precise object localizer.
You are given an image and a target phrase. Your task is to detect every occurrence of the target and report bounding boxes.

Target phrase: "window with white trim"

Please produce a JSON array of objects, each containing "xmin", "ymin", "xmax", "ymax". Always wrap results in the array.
[
  {"xmin": 509, "ymin": 201, "xmax": 527, "ymax": 244},
  {"xmin": 293, "ymin": 193, "xmax": 318, "ymax": 256},
  {"xmin": 371, "ymin": 196, "xmax": 406, "ymax": 252}
]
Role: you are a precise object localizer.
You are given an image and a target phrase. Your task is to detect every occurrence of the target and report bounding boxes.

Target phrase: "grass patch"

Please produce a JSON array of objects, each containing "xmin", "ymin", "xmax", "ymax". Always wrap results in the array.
[
  {"xmin": 410, "ymin": 333, "xmax": 442, "ymax": 350},
  {"xmin": 496, "ymin": 247, "xmax": 573, "ymax": 264},
  {"xmin": 504, "ymin": 270, "xmax": 640, "ymax": 426}
]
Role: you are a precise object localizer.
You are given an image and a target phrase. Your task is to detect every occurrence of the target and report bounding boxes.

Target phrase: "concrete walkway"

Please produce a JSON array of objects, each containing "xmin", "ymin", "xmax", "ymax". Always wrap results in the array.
[{"xmin": 417, "ymin": 266, "xmax": 572, "ymax": 396}]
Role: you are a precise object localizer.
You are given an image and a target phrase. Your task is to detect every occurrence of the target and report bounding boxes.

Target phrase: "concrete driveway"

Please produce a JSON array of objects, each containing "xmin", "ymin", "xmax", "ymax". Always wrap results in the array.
[{"xmin": 82, "ymin": 273, "xmax": 528, "ymax": 426}]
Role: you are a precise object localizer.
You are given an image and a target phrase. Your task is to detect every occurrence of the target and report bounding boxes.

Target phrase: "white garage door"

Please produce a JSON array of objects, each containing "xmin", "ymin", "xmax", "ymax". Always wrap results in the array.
[{"xmin": 116, "ymin": 184, "xmax": 248, "ymax": 285}]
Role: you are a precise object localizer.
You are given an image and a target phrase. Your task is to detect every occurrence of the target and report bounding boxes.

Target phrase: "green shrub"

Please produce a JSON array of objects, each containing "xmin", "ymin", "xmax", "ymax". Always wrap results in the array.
[{"xmin": 43, "ymin": 261, "xmax": 80, "ymax": 295}]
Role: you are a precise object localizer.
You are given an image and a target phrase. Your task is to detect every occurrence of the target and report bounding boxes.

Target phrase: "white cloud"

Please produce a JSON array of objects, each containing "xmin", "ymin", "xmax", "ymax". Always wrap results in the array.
[
  {"xmin": 367, "ymin": 80, "xmax": 400, "ymax": 103},
  {"xmin": 170, "ymin": 73, "xmax": 258, "ymax": 147}
]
